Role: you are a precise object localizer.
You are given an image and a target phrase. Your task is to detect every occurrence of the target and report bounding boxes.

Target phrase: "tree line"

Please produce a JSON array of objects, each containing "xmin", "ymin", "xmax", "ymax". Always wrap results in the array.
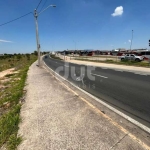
[{"xmin": 0, "ymin": 51, "xmax": 49, "ymax": 60}]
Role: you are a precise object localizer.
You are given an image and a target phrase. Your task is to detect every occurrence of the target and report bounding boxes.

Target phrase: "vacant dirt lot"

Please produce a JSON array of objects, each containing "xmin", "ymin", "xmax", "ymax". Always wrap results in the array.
[{"xmin": 0, "ymin": 68, "xmax": 15, "ymax": 78}]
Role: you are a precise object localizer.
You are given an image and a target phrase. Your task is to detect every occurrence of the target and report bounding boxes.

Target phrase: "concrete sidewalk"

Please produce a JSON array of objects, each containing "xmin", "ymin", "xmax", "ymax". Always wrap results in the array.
[
  {"xmin": 59, "ymin": 55, "xmax": 150, "ymax": 75},
  {"xmin": 18, "ymin": 62, "xmax": 149, "ymax": 150}
]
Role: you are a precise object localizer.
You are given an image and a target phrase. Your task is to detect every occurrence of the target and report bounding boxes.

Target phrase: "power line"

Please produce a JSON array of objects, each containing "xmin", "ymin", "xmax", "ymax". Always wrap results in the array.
[
  {"xmin": 0, "ymin": 12, "xmax": 32, "ymax": 27},
  {"xmin": 36, "ymin": 0, "xmax": 43, "ymax": 10},
  {"xmin": 0, "ymin": 0, "xmax": 43, "ymax": 27},
  {"xmin": 0, "ymin": 1, "xmax": 51, "ymax": 27},
  {"xmin": 39, "ymin": 0, "xmax": 48, "ymax": 12}
]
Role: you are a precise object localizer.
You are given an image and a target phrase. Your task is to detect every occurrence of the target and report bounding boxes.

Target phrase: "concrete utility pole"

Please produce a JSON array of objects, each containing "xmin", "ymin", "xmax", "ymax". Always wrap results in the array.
[
  {"xmin": 34, "ymin": 5, "xmax": 56, "ymax": 67},
  {"xmin": 130, "ymin": 30, "xmax": 134, "ymax": 51},
  {"xmin": 73, "ymin": 40, "xmax": 77, "ymax": 51},
  {"xmin": 34, "ymin": 9, "xmax": 41, "ymax": 67}
]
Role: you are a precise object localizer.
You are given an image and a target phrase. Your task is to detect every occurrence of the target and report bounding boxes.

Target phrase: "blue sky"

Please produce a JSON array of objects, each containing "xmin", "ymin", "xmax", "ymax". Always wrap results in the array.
[{"xmin": 0, "ymin": 0, "xmax": 150, "ymax": 53}]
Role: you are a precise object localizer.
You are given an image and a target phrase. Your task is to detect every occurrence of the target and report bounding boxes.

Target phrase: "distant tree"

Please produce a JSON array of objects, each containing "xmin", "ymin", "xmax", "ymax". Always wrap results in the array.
[
  {"xmin": 42, "ymin": 51, "xmax": 48, "ymax": 55},
  {"xmin": 3, "ymin": 53, "xmax": 10, "ymax": 59},
  {"xmin": 26, "ymin": 53, "xmax": 30, "ymax": 60},
  {"xmin": 8, "ymin": 54, "xmax": 12, "ymax": 58},
  {"xmin": 34, "ymin": 50, "xmax": 38, "ymax": 56},
  {"xmin": 16, "ymin": 54, "xmax": 22, "ymax": 60}
]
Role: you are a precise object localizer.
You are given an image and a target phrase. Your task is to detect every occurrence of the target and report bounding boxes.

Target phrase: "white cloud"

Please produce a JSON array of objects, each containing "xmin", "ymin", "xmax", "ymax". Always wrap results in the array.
[
  {"xmin": 128, "ymin": 40, "xmax": 131, "ymax": 43},
  {"xmin": 111, "ymin": 6, "xmax": 123, "ymax": 17},
  {"xmin": 0, "ymin": 39, "xmax": 13, "ymax": 43}
]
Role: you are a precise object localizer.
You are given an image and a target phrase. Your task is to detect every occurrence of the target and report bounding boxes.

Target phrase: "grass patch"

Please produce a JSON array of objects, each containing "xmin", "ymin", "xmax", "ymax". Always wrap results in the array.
[
  {"xmin": 117, "ymin": 60, "xmax": 150, "ymax": 67},
  {"xmin": 0, "ymin": 54, "xmax": 36, "ymax": 72},
  {"xmin": 0, "ymin": 105, "xmax": 21, "ymax": 147},
  {"xmin": 74, "ymin": 58, "xmax": 150, "ymax": 67},
  {"xmin": 7, "ymin": 133, "xmax": 22, "ymax": 150},
  {"xmin": 105, "ymin": 59, "xmax": 114, "ymax": 63},
  {"xmin": 0, "ymin": 54, "xmax": 37, "ymax": 149},
  {"xmin": 3, "ymin": 81, "xmax": 10, "ymax": 86}
]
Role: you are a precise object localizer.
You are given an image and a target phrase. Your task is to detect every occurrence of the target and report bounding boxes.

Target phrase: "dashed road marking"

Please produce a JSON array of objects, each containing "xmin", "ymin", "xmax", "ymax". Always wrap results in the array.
[
  {"xmin": 91, "ymin": 73, "xmax": 108, "ymax": 79},
  {"xmin": 114, "ymin": 69, "xmax": 124, "ymax": 72},
  {"xmin": 134, "ymin": 72, "xmax": 148, "ymax": 76}
]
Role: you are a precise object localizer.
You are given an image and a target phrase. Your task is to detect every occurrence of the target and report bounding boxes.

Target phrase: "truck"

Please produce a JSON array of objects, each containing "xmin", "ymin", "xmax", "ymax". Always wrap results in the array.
[{"xmin": 120, "ymin": 54, "xmax": 144, "ymax": 62}]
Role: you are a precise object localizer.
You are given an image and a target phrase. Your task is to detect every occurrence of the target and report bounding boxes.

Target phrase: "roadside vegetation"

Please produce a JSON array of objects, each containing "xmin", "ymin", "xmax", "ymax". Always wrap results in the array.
[
  {"xmin": 106, "ymin": 59, "xmax": 150, "ymax": 67},
  {"xmin": 50, "ymin": 54, "xmax": 62, "ymax": 60},
  {"xmin": 74, "ymin": 57, "xmax": 150, "ymax": 67},
  {"xmin": 0, "ymin": 52, "xmax": 37, "ymax": 149}
]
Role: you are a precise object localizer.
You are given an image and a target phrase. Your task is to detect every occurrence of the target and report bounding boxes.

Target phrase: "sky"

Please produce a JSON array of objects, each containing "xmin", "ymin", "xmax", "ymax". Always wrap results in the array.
[{"xmin": 0, "ymin": 0, "xmax": 150, "ymax": 53}]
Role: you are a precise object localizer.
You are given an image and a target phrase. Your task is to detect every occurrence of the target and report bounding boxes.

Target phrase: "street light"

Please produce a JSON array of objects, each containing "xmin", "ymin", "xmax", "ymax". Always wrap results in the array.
[
  {"xmin": 34, "ymin": 4, "xmax": 56, "ymax": 67},
  {"xmin": 73, "ymin": 40, "xmax": 77, "ymax": 51},
  {"xmin": 130, "ymin": 30, "xmax": 133, "ymax": 51}
]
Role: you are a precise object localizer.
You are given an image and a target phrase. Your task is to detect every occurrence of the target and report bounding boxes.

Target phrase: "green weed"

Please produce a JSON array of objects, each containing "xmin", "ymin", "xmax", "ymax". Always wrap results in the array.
[{"xmin": 0, "ymin": 54, "xmax": 37, "ymax": 149}]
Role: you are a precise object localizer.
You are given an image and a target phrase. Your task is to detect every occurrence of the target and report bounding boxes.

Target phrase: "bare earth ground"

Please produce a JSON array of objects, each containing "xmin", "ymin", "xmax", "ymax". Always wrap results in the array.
[
  {"xmin": 0, "ymin": 68, "xmax": 14, "ymax": 89},
  {"xmin": 17, "ymin": 62, "xmax": 149, "ymax": 150},
  {"xmin": 0, "ymin": 68, "xmax": 19, "ymax": 89},
  {"xmin": 0, "ymin": 68, "xmax": 15, "ymax": 79}
]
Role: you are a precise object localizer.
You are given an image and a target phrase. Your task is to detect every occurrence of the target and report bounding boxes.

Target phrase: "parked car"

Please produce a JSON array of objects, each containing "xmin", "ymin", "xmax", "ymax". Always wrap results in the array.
[{"xmin": 120, "ymin": 54, "xmax": 144, "ymax": 62}]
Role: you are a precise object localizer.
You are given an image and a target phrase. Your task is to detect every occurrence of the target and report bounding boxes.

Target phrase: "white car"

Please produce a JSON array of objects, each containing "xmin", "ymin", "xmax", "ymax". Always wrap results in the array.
[{"xmin": 120, "ymin": 54, "xmax": 144, "ymax": 62}]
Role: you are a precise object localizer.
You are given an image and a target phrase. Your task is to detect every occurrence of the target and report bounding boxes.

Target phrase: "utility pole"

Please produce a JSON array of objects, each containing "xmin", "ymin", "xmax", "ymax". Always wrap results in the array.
[
  {"xmin": 34, "ymin": 5, "xmax": 56, "ymax": 67},
  {"xmin": 73, "ymin": 40, "xmax": 77, "ymax": 51},
  {"xmin": 34, "ymin": 9, "xmax": 41, "ymax": 67},
  {"xmin": 75, "ymin": 41, "xmax": 76, "ymax": 51},
  {"xmin": 130, "ymin": 30, "xmax": 133, "ymax": 51}
]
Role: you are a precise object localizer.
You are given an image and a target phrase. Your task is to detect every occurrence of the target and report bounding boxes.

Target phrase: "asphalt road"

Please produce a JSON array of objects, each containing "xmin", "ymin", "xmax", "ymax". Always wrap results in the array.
[{"xmin": 43, "ymin": 56, "xmax": 150, "ymax": 128}]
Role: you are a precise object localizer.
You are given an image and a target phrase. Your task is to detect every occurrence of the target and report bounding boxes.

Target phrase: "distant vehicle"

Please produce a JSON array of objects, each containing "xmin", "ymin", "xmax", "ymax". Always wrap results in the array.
[
  {"xmin": 120, "ymin": 54, "xmax": 144, "ymax": 62},
  {"xmin": 136, "ymin": 51, "xmax": 150, "ymax": 60},
  {"xmin": 44, "ymin": 55, "xmax": 48, "ymax": 59},
  {"xmin": 79, "ymin": 51, "xmax": 95, "ymax": 56}
]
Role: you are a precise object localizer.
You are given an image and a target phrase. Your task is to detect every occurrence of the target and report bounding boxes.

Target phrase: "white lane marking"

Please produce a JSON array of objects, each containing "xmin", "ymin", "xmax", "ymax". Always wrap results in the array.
[
  {"xmin": 114, "ymin": 69, "xmax": 124, "ymax": 72},
  {"xmin": 55, "ymin": 62, "xmax": 57, "ymax": 63},
  {"xmin": 134, "ymin": 72, "xmax": 148, "ymax": 76},
  {"xmin": 64, "ymin": 65, "xmax": 69, "ymax": 67},
  {"xmin": 91, "ymin": 73, "xmax": 108, "ymax": 79}
]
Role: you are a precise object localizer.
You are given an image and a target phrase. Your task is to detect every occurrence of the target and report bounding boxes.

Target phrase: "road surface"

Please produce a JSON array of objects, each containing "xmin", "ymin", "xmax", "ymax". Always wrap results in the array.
[{"xmin": 43, "ymin": 56, "xmax": 150, "ymax": 128}]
